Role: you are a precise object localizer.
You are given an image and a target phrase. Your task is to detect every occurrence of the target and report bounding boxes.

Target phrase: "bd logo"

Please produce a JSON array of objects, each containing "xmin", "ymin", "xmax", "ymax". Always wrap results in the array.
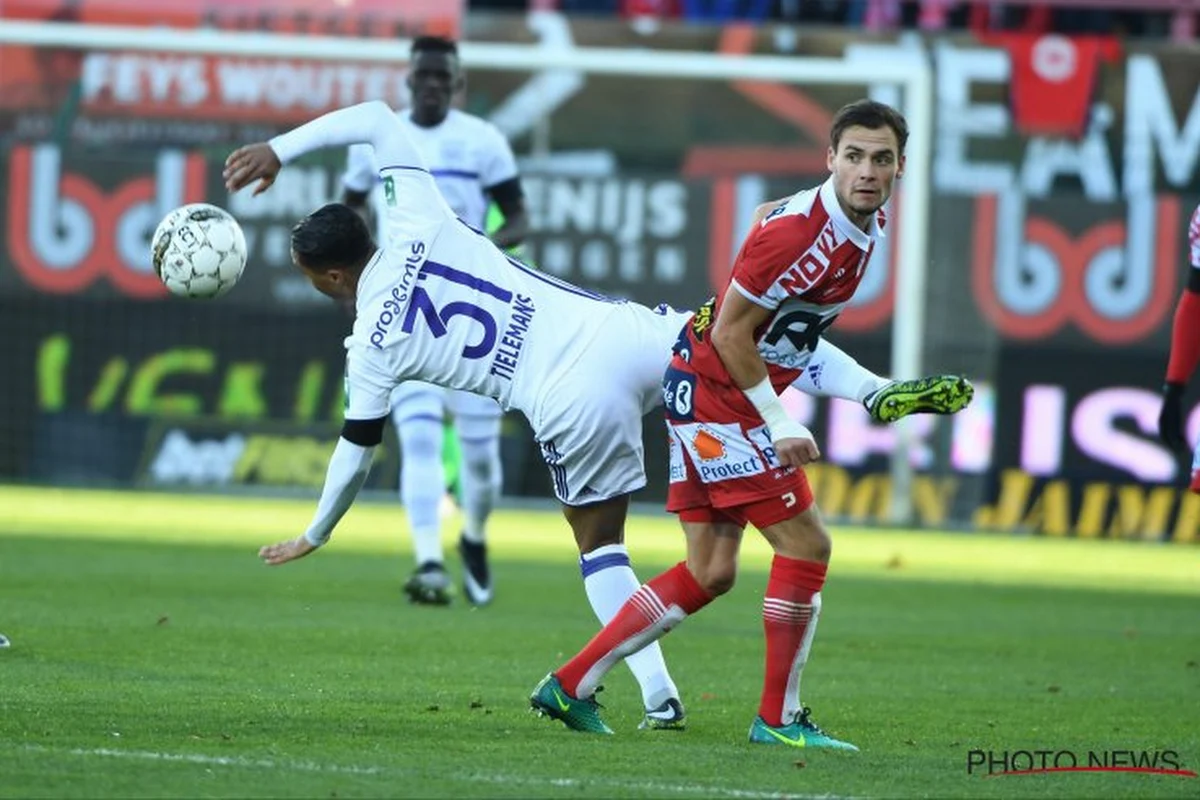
[
  {"xmin": 7, "ymin": 144, "xmax": 206, "ymax": 297},
  {"xmin": 971, "ymin": 191, "xmax": 1178, "ymax": 343}
]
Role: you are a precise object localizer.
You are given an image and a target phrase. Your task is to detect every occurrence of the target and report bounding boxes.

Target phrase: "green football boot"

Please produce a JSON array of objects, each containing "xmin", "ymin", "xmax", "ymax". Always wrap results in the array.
[
  {"xmin": 529, "ymin": 674, "xmax": 613, "ymax": 735},
  {"xmin": 748, "ymin": 707, "xmax": 859, "ymax": 751},
  {"xmin": 864, "ymin": 374, "xmax": 974, "ymax": 424}
]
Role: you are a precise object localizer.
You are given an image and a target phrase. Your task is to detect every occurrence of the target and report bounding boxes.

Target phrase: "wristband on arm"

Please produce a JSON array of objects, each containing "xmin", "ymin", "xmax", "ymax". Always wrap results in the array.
[{"xmin": 742, "ymin": 377, "xmax": 813, "ymax": 444}]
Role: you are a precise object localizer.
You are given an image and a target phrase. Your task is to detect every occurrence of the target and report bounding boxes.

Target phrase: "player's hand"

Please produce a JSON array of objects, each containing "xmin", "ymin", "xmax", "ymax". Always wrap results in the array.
[
  {"xmin": 223, "ymin": 143, "xmax": 282, "ymax": 196},
  {"xmin": 1159, "ymin": 383, "xmax": 1188, "ymax": 453},
  {"xmin": 774, "ymin": 436, "xmax": 821, "ymax": 468},
  {"xmin": 259, "ymin": 535, "xmax": 318, "ymax": 566}
]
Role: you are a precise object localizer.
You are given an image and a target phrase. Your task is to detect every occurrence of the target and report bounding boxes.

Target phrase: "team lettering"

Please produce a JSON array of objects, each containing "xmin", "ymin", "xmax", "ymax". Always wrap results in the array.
[
  {"xmin": 369, "ymin": 241, "xmax": 425, "ymax": 348},
  {"xmin": 778, "ymin": 221, "xmax": 839, "ymax": 295},
  {"xmin": 489, "ymin": 294, "xmax": 536, "ymax": 381}
]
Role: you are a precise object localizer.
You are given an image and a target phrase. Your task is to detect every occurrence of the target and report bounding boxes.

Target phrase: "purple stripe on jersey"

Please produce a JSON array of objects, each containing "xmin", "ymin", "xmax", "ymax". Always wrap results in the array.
[
  {"xmin": 421, "ymin": 259, "xmax": 513, "ymax": 302},
  {"xmin": 457, "ymin": 434, "xmax": 496, "ymax": 445},
  {"xmin": 431, "ymin": 169, "xmax": 481, "ymax": 180},
  {"xmin": 504, "ymin": 253, "xmax": 624, "ymax": 305},
  {"xmin": 379, "ymin": 164, "xmax": 432, "ymax": 173},
  {"xmin": 394, "ymin": 413, "xmax": 442, "ymax": 425},
  {"xmin": 579, "ymin": 552, "xmax": 632, "ymax": 577},
  {"xmin": 452, "ymin": 217, "xmax": 622, "ymax": 304}
]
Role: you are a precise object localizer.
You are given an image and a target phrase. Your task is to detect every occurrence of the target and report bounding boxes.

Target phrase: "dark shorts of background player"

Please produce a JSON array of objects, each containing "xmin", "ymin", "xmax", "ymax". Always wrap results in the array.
[{"xmin": 664, "ymin": 358, "xmax": 814, "ymax": 531}]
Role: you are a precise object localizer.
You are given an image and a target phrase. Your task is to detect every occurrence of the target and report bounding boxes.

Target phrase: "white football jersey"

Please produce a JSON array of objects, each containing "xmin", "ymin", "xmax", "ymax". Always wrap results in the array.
[
  {"xmin": 268, "ymin": 102, "xmax": 630, "ymax": 425},
  {"xmin": 345, "ymin": 212, "xmax": 628, "ymax": 422},
  {"xmin": 342, "ymin": 108, "xmax": 518, "ymax": 238}
]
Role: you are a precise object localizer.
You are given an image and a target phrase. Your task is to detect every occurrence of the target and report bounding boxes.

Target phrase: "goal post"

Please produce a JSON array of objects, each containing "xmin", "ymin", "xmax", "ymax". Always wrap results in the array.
[{"xmin": 0, "ymin": 18, "xmax": 932, "ymax": 524}]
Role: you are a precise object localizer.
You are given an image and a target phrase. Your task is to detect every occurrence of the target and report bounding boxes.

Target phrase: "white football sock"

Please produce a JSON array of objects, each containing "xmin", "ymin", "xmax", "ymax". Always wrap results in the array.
[
  {"xmin": 453, "ymin": 409, "xmax": 502, "ymax": 545},
  {"xmin": 580, "ymin": 543, "xmax": 680, "ymax": 710},
  {"xmin": 396, "ymin": 415, "xmax": 445, "ymax": 567}
]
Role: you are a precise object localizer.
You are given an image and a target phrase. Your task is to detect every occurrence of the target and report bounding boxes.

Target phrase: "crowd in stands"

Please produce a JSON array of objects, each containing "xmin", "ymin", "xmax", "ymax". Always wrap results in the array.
[{"xmin": 471, "ymin": 0, "xmax": 1188, "ymax": 39}]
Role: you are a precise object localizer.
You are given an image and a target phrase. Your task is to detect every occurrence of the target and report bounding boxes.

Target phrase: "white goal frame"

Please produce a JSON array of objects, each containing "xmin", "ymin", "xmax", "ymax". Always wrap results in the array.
[{"xmin": 0, "ymin": 19, "xmax": 933, "ymax": 524}]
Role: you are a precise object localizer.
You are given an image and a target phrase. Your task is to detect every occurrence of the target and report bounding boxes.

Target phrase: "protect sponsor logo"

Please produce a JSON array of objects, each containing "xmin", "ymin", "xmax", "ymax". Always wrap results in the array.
[
  {"xmin": 676, "ymin": 423, "xmax": 766, "ymax": 484},
  {"xmin": 692, "ymin": 429, "xmax": 726, "ymax": 460}
]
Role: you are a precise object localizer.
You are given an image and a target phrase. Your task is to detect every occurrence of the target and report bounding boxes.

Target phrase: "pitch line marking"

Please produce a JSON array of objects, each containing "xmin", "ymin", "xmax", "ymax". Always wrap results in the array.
[{"xmin": 23, "ymin": 744, "xmax": 857, "ymax": 800}]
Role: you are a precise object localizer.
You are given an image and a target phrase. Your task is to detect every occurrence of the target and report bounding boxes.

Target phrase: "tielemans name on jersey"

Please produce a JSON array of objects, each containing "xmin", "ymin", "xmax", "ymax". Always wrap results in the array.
[{"xmin": 489, "ymin": 293, "xmax": 535, "ymax": 382}]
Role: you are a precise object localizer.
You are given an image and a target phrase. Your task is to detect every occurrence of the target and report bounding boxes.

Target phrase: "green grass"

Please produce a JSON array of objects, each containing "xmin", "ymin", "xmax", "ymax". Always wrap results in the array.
[{"xmin": 1, "ymin": 485, "xmax": 1198, "ymax": 799}]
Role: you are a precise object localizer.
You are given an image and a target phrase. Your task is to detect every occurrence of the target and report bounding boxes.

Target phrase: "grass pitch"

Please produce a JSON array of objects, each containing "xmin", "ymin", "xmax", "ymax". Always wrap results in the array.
[{"xmin": 1, "ymin": 485, "xmax": 1198, "ymax": 799}]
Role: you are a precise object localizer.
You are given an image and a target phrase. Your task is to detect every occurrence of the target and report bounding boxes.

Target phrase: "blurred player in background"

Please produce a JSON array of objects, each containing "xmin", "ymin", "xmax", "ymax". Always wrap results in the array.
[
  {"xmin": 532, "ymin": 100, "xmax": 972, "ymax": 748},
  {"xmin": 1157, "ymin": 203, "xmax": 1200, "ymax": 484},
  {"xmin": 342, "ymin": 36, "xmax": 529, "ymax": 607}
]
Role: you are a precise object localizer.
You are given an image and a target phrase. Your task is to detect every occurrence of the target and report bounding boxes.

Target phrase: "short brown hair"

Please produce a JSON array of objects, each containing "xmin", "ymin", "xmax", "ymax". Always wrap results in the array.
[{"xmin": 830, "ymin": 100, "xmax": 908, "ymax": 155}]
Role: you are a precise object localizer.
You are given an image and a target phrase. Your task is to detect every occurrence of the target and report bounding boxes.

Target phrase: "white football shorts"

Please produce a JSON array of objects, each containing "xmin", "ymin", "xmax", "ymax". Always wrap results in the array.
[{"xmin": 530, "ymin": 302, "xmax": 690, "ymax": 506}]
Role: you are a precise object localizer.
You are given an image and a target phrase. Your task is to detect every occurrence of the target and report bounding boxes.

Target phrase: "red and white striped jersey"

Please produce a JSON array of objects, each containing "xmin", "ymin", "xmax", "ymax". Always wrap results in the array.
[{"xmin": 679, "ymin": 179, "xmax": 884, "ymax": 393}]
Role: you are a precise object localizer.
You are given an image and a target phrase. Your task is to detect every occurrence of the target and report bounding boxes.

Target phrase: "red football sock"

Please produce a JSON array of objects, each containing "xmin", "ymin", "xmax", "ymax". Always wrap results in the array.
[
  {"xmin": 758, "ymin": 555, "xmax": 827, "ymax": 727},
  {"xmin": 557, "ymin": 561, "xmax": 712, "ymax": 699}
]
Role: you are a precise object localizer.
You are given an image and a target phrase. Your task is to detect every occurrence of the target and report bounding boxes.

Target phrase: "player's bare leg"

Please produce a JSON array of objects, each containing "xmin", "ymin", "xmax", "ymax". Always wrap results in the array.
[
  {"xmin": 681, "ymin": 520, "xmax": 744, "ymax": 598},
  {"xmin": 750, "ymin": 504, "xmax": 856, "ymax": 751},
  {"xmin": 562, "ymin": 496, "xmax": 687, "ymax": 729}
]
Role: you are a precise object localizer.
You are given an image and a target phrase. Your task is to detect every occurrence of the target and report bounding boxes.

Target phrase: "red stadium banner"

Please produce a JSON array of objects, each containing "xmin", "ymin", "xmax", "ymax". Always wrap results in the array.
[
  {"xmin": 0, "ymin": 0, "xmax": 461, "ymax": 35},
  {"xmin": 0, "ymin": 0, "xmax": 463, "ymax": 122}
]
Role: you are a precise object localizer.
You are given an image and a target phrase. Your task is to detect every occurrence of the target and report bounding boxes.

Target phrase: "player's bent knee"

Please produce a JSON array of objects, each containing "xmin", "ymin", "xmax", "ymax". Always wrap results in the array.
[
  {"xmin": 696, "ymin": 563, "xmax": 737, "ymax": 597},
  {"xmin": 760, "ymin": 508, "xmax": 832, "ymax": 562},
  {"xmin": 563, "ymin": 495, "xmax": 630, "ymax": 553}
]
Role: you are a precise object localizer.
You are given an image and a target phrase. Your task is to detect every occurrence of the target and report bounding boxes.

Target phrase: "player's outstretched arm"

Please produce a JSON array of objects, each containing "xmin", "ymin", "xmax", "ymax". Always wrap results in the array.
[
  {"xmin": 341, "ymin": 143, "xmax": 376, "ymax": 227},
  {"xmin": 225, "ymin": 102, "xmax": 439, "ymax": 207},
  {"xmin": 711, "ymin": 289, "xmax": 819, "ymax": 468},
  {"xmin": 259, "ymin": 418, "xmax": 384, "ymax": 566}
]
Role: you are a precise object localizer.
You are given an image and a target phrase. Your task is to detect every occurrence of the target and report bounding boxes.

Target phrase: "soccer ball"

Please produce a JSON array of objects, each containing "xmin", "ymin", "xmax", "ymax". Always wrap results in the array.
[{"xmin": 151, "ymin": 203, "xmax": 247, "ymax": 299}]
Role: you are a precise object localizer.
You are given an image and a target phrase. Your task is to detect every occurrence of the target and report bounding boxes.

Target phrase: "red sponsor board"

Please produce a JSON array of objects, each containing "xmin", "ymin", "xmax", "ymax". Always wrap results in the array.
[
  {"xmin": 0, "ymin": 0, "xmax": 462, "ymax": 122},
  {"xmin": 0, "ymin": 0, "xmax": 460, "ymax": 33}
]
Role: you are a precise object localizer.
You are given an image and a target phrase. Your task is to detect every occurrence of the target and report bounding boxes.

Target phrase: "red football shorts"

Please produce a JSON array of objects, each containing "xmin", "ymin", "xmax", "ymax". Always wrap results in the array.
[{"xmin": 663, "ymin": 358, "xmax": 813, "ymax": 530}]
